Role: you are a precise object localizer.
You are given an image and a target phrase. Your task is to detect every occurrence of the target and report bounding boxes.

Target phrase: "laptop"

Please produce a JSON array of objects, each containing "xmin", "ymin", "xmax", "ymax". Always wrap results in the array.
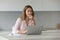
[{"xmin": 26, "ymin": 25, "xmax": 42, "ymax": 35}]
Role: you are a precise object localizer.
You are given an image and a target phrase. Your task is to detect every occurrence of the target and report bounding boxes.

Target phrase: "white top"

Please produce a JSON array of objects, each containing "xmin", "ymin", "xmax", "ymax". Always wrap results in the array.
[{"xmin": 12, "ymin": 17, "xmax": 34, "ymax": 34}]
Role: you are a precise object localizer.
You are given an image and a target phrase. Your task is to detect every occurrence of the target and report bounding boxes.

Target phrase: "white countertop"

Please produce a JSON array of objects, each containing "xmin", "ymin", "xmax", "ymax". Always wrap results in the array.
[{"xmin": 0, "ymin": 30, "xmax": 60, "ymax": 40}]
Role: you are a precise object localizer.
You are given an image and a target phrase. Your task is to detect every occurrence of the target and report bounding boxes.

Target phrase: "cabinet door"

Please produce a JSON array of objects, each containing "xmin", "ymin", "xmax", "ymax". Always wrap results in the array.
[{"xmin": 41, "ymin": 0, "xmax": 60, "ymax": 11}]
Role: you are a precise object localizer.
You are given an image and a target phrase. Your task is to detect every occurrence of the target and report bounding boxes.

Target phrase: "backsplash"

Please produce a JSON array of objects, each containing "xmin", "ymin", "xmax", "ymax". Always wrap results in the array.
[{"xmin": 0, "ymin": 11, "xmax": 60, "ymax": 31}]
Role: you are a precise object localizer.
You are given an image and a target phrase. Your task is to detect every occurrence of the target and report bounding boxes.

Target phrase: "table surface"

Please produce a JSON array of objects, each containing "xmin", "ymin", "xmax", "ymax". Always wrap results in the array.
[{"xmin": 0, "ymin": 30, "xmax": 60, "ymax": 40}]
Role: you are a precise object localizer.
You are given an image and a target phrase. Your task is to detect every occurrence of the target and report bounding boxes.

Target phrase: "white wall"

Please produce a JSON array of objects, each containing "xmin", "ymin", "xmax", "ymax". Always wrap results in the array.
[
  {"xmin": 41, "ymin": 0, "xmax": 60, "ymax": 11},
  {"xmin": 0, "ymin": 0, "xmax": 60, "ymax": 11},
  {"xmin": 0, "ymin": 0, "xmax": 41, "ymax": 11}
]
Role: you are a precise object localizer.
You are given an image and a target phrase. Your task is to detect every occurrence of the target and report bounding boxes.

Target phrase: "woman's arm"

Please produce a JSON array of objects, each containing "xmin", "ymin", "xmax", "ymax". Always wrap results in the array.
[
  {"xmin": 12, "ymin": 18, "xmax": 22, "ymax": 33},
  {"xmin": 17, "ymin": 30, "xmax": 27, "ymax": 34}
]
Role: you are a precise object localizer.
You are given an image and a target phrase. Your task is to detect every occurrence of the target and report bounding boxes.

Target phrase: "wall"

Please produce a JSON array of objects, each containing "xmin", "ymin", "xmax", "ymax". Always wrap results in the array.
[
  {"xmin": 0, "ymin": 0, "xmax": 60, "ymax": 11},
  {"xmin": 0, "ymin": 0, "xmax": 41, "ymax": 11},
  {"xmin": 0, "ymin": 11, "xmax": 60, "ymax": 31}
]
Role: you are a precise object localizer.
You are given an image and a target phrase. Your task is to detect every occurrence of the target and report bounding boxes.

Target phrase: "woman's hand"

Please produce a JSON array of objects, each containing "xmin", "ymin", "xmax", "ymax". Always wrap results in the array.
[
  {"xmin": 29, "ymin": 15, "xmax": 33, "ymax": 20},
  {"xmin": 17, "ymin": 30, "xmax": 27, "ymax": 34}
]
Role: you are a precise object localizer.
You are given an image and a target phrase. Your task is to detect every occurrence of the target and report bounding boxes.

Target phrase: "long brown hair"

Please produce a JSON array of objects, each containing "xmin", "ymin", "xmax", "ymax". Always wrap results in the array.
[{"xmin": 20, "ymin": 5, "xmax": 35, "ymax": 26}]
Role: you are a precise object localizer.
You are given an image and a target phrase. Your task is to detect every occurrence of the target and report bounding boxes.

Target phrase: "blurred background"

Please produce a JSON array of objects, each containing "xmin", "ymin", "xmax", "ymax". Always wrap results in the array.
[{"xmin": 0, "ymin": 0, "xmax": 60, "ymax": 31}]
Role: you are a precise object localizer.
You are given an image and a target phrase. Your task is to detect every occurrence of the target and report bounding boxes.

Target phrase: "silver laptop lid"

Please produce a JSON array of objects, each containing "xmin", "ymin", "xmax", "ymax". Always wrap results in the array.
[{"xmin": 26, "ymin": 25, "xmax": 42, "ymax": 35}]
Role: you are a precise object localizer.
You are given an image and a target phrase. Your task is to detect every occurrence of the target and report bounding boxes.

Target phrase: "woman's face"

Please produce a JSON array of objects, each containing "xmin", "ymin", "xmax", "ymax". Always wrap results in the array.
[{"xmin": 26, "ymin": 8, "xmax": 32, "ymax": 17}]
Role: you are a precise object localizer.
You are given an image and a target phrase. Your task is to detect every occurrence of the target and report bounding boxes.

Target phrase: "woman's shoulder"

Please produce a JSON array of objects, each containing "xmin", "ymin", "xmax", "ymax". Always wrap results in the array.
[
  {"xmin": 16, "ymin": 17, "xmax": 22, "ymax": 22},
  {"xmin": 20, "ymin": 16, "xmax": 24, "ymax": 20},
  {"xmin": 17, "ymin": 17, "xmax": 21, "ymax": 20},
  {"xmin": 17, "ymin": 16, "xmax": 24, "ymax": 21}
]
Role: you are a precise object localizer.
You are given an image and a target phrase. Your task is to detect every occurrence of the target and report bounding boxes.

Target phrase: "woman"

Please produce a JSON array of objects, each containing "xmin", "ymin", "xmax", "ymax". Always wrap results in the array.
[{"xmin": 11, "ymin": 5, "xmax": 36, "ymax": 35}]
